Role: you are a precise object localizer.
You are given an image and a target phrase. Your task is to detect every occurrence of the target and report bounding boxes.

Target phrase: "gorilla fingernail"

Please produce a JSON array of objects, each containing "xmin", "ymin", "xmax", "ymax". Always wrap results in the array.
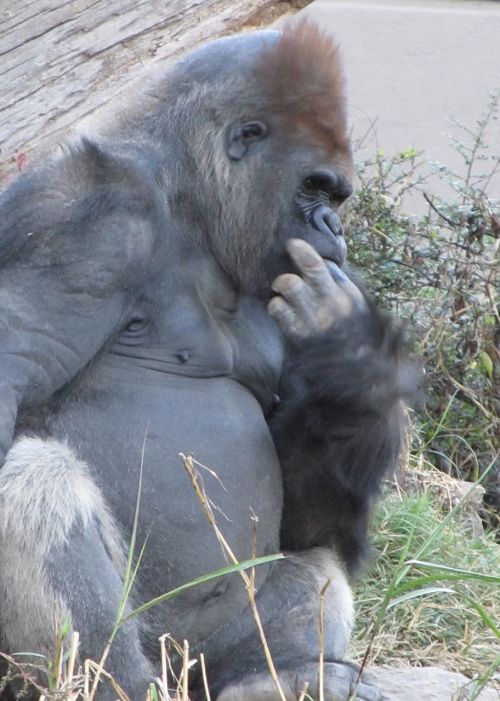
[{"xmin": 327, "ymin": 261, "xmax": 349, "ymax": 282}]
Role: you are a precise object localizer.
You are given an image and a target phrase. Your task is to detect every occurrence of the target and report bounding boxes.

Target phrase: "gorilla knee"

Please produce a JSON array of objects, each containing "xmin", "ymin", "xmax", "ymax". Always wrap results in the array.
[
  {"xmin": 0, "ymin": 436, "xmax": 125, "ymax": 653},
  {"xmin": 288, "ymin": 547, "xmax": 354, "ymax": 660}
]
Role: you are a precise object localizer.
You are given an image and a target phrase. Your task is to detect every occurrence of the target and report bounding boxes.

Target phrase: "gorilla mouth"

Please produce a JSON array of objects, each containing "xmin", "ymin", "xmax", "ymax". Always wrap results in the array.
[{"xmin": 311, "ymin": 205, "xmax": 347, "ymax": 267}]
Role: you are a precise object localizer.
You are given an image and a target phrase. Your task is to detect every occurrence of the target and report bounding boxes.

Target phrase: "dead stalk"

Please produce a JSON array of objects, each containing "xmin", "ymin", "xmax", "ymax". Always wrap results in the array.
[
  {"xmin": 88, "ymin": 639, "xmax": 112, "ymax": 701},
  {"xmin": 66, "ymin": 631, "xmax": 79, "ymax": 695},
  {"xmin": 159, "ymin": 634, "xmax": 170, "ymax": 700},
  {"xmin": 182, "ymin": 639, "xmax": 189, "ymax": 701},
  {"xmin": 87, "ymin": 660, "xmax": 130, "ymax": 700},
  {"xmin": 298, "ymin": 681, "xmax": 310, "ymax": 701},
  {"xmin": 318, "ymin": 577, "xmax": 332, "ymax": 701},
  {"xmin": 180, "ymin": 453, "xmax": 287, "ymax": 701},
  {"xmin": 84, "ymin": 659, "xmax": 90, "ymax": 697},
  {"xmin": 200, "ymin": 653, "xmax": 211, "ymax": 701}
]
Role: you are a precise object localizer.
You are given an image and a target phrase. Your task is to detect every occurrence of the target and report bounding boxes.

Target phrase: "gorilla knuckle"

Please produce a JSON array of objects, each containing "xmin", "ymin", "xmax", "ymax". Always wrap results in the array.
[{"xmin": 272, "ymin": 273, "xmax": 299, "ymax": 292}]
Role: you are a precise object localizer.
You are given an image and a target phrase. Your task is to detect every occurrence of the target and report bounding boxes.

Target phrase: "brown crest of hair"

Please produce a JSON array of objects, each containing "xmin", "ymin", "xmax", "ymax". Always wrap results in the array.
[{"xmin": 254, "ymin": 19, "xmax": 351, "ymax": 162}]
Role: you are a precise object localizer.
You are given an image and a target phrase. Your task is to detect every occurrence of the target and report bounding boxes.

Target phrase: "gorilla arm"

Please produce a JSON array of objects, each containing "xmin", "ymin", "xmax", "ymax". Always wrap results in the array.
[
  {"xmin": 0, "ymin": 140, "xmax": 164, "ymax": 466},
  {"xmin": 268, "ymin": 239, "xmax": 416, "ymax": 574}
]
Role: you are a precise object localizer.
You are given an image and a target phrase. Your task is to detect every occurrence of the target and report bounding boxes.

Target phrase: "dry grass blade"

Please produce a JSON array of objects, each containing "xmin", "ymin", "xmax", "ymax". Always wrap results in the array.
[
  {"xmin": 317, "ymin": 577, "xmax": 332, "ymax": 701},
  {"xmin": 159, "ymin": 634, "xmax": 170, "ymax": 700},
  {"xmin": 200, "ymin": 653, "xmax": 211, "ymax": 701},
  {"xmin": 181, "ymin": 640, "xmax": 189, "ymax": 701},
  {"xmin": 180, "ymin": 452, "xmax": 287, "ymax": 701},
  {"xmin": 87, "ymin": 659, "xmax": 130, "ymax": 700},
  {"xmin": 298, "ymin": 681, "xmax": 310, "ymax": 701}
]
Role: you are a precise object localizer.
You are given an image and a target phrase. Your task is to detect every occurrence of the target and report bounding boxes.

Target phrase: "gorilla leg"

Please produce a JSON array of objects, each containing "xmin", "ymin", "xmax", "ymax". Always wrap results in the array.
[
  {"xmin": 194, "ymin": 549, "xmax": 379, "ymax": 701},
  {"xmin": 0, "ymin": 437, "xmax": 154, "ymax": 700}
]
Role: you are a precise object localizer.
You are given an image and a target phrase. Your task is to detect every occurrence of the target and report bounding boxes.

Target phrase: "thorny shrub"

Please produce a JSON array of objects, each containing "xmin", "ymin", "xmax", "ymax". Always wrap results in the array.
[{"xmin": 345, "ymin": 92, "xmax": 499, "ymax": 528}]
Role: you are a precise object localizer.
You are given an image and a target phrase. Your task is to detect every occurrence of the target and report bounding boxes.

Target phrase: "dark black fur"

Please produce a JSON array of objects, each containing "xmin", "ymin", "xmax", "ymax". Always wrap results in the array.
[{"xmin": 273, "ymin": 299, "xmax": 415, "ymax": 573}]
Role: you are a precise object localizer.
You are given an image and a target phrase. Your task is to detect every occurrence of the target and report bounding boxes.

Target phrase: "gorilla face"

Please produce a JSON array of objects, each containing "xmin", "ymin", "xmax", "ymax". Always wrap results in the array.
[
  {"xmin": 218, "ymin": 116, "xmax": 353, "ymax": 297},
  {"xmin": 155, "ymin": 21, "xmax": 353, "ymax": 298},
  {"xmin": 212, "ymin": 23, "xmax": 352, "ymax": 296}
]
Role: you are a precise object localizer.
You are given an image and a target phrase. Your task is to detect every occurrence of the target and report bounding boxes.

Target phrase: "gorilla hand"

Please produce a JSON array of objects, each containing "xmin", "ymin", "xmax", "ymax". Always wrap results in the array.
[
  {"xmin": 216, "ymin": 662, "xmax": 381, "ymax": 701},
  {"xmin": 267, "ymin": 238, "xmax": 366, "ymax": 340}
]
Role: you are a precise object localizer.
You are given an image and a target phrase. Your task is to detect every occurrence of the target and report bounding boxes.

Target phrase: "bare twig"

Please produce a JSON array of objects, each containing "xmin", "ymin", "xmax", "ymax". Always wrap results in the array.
[
  {"xmin": 423, "ymin": 192, "xmax": 458, "ymax": 228},
  {"xmin": 317, "ymin": 577, "xmax": 332, "ymax": 701}
]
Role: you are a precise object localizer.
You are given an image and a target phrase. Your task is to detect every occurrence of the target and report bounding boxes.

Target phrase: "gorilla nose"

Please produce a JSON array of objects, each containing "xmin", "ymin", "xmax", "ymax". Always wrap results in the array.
[
  {"xmin": 311, "ymin": 205, "xmax": 347, "ymax": 267},
  {"xmin": 312, "ymin": 206, "xmax": 344, "ymax": 238}
]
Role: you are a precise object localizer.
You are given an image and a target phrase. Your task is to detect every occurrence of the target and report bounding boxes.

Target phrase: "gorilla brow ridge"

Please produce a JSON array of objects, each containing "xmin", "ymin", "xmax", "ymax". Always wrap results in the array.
[{"xmin": 253, "ymin": 19, "xmax": 350, "ymax": 159}]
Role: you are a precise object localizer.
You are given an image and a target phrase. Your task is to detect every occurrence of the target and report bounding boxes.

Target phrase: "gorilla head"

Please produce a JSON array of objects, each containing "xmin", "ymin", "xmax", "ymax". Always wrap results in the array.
[{"xmin": 145, "ymin": 21, "xmax": 353, "ymax": 295}]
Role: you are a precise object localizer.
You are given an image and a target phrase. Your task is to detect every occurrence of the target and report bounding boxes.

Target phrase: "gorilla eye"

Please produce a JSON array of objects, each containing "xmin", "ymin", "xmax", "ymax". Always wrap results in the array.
[{"xmin": 226, "ymin": 121, "xmax": 268, "ymax": 160}]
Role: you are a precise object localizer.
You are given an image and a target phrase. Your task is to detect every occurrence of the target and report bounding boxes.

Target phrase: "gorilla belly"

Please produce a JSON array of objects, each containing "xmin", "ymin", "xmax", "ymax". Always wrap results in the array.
[{"xmin": 47, "ymin": 370, "xmax": 283, "ymax": 641}]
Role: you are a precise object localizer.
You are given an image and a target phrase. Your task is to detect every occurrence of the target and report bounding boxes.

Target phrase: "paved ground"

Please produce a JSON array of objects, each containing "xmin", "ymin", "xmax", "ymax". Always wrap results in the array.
[{"xmin": 295, "ymin": 0, "xmax": 500, "ymax": 210}]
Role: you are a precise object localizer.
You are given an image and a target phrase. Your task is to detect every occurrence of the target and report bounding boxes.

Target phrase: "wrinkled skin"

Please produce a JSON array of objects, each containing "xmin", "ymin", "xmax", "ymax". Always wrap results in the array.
[{"xmin": 0, "ymin": 23, "xmax": 414, "ymax": 701}]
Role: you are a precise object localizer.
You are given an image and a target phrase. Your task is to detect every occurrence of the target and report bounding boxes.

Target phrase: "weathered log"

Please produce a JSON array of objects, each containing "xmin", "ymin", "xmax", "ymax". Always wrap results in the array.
[{"xmin": 0, "ymin": 0, "xmax": 307, "ymax": 183}]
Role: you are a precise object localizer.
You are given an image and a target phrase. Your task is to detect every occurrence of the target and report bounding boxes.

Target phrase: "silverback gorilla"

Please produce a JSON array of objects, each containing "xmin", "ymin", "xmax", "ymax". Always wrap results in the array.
[{"xmin": 0, "ymin": 21, "xmax": 414, "ymax": 701}]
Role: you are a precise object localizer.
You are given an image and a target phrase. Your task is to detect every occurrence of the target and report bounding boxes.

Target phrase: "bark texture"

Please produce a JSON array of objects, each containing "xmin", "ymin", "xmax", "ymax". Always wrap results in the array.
[{"xmin": 0, "ymin": 0, "xmax": 305, "ymax": 182}]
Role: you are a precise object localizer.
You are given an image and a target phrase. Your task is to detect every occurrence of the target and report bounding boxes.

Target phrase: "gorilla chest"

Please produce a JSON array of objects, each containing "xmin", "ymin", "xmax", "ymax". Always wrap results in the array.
[{"xmin": 110, "ymin": 272, "xmax": 284, "ymax": 412}]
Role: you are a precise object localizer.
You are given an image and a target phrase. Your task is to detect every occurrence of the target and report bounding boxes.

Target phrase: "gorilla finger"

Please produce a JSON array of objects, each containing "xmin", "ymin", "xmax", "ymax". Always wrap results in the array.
[
  {"xmin": 271, "ymin": 273, "xmax": 317, "ymax": 315},
  {"xmin": 352, "ymin": 680, "xmax": 383, "ymax": 701},
  {"xmin": 286, "ymin": 238, "xmax": 337, "ymax": 296},
  {"xmin": 326, "ymin": 261, "xmax": 367, "ymax": 311},
  {"xmin": 217, "ymin": 664, "xmax": 353, "ymax": 701},
  {"xmin": 267, "ymin": 296, "xmax": 300, "ymax": 331}
]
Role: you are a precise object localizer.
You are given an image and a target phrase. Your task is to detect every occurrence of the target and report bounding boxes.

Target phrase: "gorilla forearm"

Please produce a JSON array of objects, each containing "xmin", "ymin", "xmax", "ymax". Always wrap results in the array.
[{"xmin": 271, "ymin": 305, "xmax": 414, "ymax": 574}]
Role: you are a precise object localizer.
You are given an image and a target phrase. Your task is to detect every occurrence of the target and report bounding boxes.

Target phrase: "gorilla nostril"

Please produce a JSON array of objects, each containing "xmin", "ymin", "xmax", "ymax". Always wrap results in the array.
[
  {"xmin": 325, "ymin": 210, "xmax": 343, "ymax": 237},
  {"xmin": 342, "ymin": 181, "xmax": 354, "ymax": 200}
]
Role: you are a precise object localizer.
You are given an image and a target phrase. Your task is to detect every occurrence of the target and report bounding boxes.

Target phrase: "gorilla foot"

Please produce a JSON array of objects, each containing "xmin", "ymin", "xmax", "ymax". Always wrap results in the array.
[{"xmin": 216, "ymin": 662, "xmax": 381, "ymax": 701}]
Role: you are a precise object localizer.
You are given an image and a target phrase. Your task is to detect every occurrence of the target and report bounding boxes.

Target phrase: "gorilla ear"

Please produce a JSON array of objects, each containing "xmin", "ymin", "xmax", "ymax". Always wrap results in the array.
[{"xmin": 226, "ymin": 121, "xmax": 268, "ymax": 160}]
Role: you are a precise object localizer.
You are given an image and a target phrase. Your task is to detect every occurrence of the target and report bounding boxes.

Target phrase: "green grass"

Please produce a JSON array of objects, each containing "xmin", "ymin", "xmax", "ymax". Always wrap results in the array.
[{"xmin": 351, "ymin": 470, "xmax": 500, "ymax": 684}]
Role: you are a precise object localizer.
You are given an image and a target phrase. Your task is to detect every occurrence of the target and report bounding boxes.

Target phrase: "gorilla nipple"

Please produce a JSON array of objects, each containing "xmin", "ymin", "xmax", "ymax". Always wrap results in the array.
[{"xmin": 177, "ymin": 350, "xmax": 190, "ymax": 363}]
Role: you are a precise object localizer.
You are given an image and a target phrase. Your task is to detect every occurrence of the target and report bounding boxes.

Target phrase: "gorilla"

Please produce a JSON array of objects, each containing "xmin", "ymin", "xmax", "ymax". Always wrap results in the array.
[{"xmin": 0, "ymin": 21, "xmax": 414, "ymax": 701}]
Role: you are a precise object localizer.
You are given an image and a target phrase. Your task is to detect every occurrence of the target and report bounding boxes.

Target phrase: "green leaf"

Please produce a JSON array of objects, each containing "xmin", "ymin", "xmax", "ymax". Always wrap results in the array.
[
  {"xmin": 59, "ymin": 618, "xmax": 72, "ymax": 640},
  {"xmin": 478, "ymin": 350, "xmax": 494, "ymax": 379},
  {"xmin": 406, "ymin": 560, "xmax": 500, "ymax": 584},
  {"xmin": 399, "ymin": 146, "xmax": 417, "ymax": 160},
  {"xmin": 122, "ymin": 553, "xmax": 284, "ymax": 623},
  {"xmin": 387, "ymin": 586, "xmax": 455, "ymax": 609},
  {"xmin": 463, "ymin": 595, "xmax": 500, "ymax": 639}
]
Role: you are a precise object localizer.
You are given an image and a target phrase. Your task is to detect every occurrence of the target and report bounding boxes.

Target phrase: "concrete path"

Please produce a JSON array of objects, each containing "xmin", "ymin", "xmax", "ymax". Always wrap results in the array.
[
  {"xmin": 367, "ymin": 665, "xmax": 500, "ymax": 700},
  {"xmin": 296, "ymin": 0, "xmax": 500, "ymax": 207}
]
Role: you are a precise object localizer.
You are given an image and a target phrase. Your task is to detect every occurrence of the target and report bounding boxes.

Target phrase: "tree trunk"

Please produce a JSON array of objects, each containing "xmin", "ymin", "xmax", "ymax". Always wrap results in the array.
[{"xmin": 0, "ymin": 0, "xmax": 307, "ymax": 183}]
